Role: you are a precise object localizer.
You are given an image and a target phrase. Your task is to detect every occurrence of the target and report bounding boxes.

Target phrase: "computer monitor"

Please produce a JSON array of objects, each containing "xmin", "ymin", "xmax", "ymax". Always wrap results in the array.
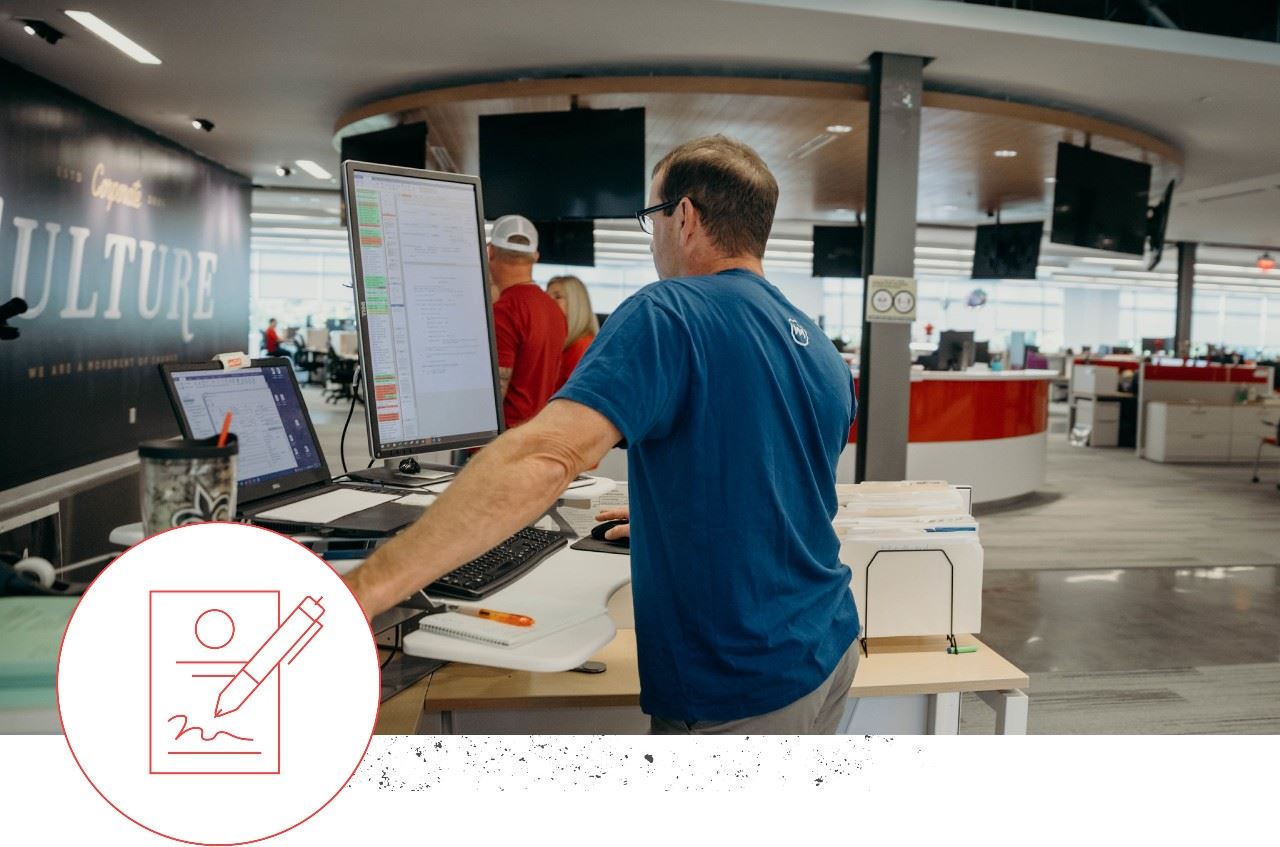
[
  {"xmin": 936, "ymin": 330, "xmax": 976, "ymax": 371},
  {"xmin": 341, "ymin": 161, "xmax": 504, "ymax": 471}
]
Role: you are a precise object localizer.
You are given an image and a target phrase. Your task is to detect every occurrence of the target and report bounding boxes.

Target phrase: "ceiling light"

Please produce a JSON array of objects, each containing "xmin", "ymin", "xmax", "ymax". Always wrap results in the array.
[
  {"xmin": 1259, "ymin": 252, "xmax": 1276, "ymax": 271},
  {"xmin": 294, "ymin": 160, "xmax": 332, "ymax": 180},
  {"xmin": 20, "ymin": 19, "xmax": 64, "ymax": 44},
  {"xmin": 275, "ymin": 165, "xmax": 292, "ymax": 177},
  {"xmin": 826, "ymin": 125, "xmax": 853, "ymax": 134},
  {"xmin": 64, "ymin": 11, "xmax": 161, "ymax": 64},
  {"xmin": 994, "ymin": 150, "xmax": 1018, "ymax": 158},
  {"xmin": 191, "ymin": 118, "xmax": 214, "ymax": 132},
  {"xmin": 1044, "ymin": 177, "xmax": 1056, "ymax": 184}
]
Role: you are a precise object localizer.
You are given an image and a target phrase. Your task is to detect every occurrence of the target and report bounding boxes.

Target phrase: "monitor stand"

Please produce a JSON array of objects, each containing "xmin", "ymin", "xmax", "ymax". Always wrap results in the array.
[{"xmin": 346, "ymin": 457, "xmax": 459, "ymax": 488}]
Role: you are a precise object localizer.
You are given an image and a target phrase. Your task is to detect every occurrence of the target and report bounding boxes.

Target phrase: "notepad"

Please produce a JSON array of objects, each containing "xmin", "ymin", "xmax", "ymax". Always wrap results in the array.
[{"xmin": 418, "ymin": 600, "xmax": 600, "ymax": 648}]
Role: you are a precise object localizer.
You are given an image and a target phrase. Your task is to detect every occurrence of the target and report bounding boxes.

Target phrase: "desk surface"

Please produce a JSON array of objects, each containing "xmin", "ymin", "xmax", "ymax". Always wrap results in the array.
[{"xmin": 374, "ymin": 630, "xmax": 1029, "ymax": 733}]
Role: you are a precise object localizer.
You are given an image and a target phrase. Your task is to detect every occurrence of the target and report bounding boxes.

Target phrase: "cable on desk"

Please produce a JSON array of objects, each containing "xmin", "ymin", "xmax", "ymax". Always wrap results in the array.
[{"xmin": 339, "ymin": 389, "xmax": 359, "ymax": 475}]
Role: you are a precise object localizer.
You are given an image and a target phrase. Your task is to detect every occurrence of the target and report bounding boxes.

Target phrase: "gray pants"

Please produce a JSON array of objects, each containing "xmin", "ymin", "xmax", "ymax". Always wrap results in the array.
[{"xmin": 649, "ymin": 639, "xmax": 861, "ymax": 735}]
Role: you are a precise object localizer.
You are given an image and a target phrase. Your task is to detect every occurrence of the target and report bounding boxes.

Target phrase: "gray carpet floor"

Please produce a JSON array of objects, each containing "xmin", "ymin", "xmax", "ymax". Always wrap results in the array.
[{"xmin": 961, "ymin": 663, "xmax": 1280, "ymax": 734}]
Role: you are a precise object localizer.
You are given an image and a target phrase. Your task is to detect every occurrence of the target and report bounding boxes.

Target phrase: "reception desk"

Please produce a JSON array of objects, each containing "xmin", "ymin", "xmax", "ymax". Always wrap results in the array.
[{"xmin": 841, "ymin": 370, "xmax": 1056, "ymax": 504}]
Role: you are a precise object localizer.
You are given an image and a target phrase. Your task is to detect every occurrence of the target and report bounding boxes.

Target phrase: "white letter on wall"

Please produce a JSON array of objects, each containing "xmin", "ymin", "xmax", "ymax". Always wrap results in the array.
[
  {"xmin": 167, "ymin": 247, "xmax": 194, "ymax": 342},
  {"xmin": 102, "ymin": 233, "xmax": 137, "ymax": 319},
  {"xmin": 137, "ymin": 241, "xmax": 165, "ymax": 319},
  {"xmin": 58, "ymin": 226, "xmax": 95, "ymax": 319},
  {"xmin": 193, "ymin": 251, "xmax": 217, "ymax": 320}
]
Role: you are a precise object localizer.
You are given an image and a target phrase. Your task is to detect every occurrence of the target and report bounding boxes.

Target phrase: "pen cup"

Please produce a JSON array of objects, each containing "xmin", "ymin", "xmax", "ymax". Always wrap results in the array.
[{"xmin": 138, "ymin": 434, "xmax": 238, "ymax": 536}]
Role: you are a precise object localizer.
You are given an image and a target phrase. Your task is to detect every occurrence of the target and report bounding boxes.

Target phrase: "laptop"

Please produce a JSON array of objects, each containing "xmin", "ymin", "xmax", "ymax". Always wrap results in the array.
[{"xmin": 159, "ymin": 358, "xmax": 424, "ymax": 535}]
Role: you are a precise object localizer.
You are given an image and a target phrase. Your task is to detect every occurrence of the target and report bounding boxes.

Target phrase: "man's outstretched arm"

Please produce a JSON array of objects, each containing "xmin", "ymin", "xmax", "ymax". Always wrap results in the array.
[{"xmin": 342, "ymin": 399, "xmax": 621, "ymax": 619}]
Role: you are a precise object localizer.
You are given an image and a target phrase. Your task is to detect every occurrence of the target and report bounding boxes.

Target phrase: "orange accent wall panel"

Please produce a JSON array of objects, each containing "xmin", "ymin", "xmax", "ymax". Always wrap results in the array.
[{"xmin": 849, "ymin": 378, "xmax": 1050, "ymax": 443}]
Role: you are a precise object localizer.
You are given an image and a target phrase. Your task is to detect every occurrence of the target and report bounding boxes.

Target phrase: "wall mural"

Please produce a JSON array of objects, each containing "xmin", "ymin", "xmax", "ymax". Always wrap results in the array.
[{"xmin": 0, "ymin": 59, "xmax": 251, "ymax": 492}]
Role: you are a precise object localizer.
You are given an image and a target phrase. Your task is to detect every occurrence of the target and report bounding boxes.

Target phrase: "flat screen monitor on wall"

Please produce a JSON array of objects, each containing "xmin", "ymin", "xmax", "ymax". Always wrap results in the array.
[
  {"xmin": 339, "ymin": 122, "xmax": 427, "ymax": 169},
  {"xmin": 534, "ymin": 220, "xmax": 594, "ymax": 267},
  {"xmin": 972, "ymin": 221, "xmax": 1043, "ymax": 279},
  {"xmin": 811, "ymin": 225, "xmax": 865, "ymax": 277},
  {"xmin": 1050, "ymin": 142, "xmax": 1152, "ymax": 256},
  {"xmin": 478, "ymin": 108, "xmax": 645, "ymax": 220}
]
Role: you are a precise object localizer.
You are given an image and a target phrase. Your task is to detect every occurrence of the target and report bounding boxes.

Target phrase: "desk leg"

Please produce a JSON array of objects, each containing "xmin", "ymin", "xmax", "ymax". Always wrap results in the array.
[
  {"xmin": 976, "ymin": 689, "xmax": 1028, "ymax": 735},
  {"xmin": 927, "ymin": 692, "xmax": 960, "ymax": 734},
  {"xmin": 440, "ymin": 710, "xmax": 455, "ymax": 735}
]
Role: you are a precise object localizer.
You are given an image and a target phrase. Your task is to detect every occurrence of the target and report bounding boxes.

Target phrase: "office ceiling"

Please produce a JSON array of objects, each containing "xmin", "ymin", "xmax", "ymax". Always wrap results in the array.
[
  {"xmin": 379, "ymin": 77, "xmax": 1180, "ymax": 226},
  {"xmin": 1, "ymin": 0, "xmax": 1279, "ymax": 245}
]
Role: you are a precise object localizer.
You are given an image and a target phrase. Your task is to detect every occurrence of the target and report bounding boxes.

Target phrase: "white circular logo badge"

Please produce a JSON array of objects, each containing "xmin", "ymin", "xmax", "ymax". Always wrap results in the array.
[
  {"xmin": 871, "ymin": 289, "xmax": 893, "ymax": 313},
  {"xmin": 893, "ymin": 290, "xmax": 916, "ymax": 314},
  {"xmin": 788, "ymin": 318, "xmax": 810, "ymax": 347},
  {"xmin": 58, "ymin": 522, "xmax": 379, "ymax": 845}
]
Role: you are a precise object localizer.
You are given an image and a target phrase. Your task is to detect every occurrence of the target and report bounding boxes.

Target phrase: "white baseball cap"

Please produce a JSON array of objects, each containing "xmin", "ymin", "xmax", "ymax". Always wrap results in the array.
[{"xmin": 489, "ymin": 215, "xmax": 539, "ymax": 254}]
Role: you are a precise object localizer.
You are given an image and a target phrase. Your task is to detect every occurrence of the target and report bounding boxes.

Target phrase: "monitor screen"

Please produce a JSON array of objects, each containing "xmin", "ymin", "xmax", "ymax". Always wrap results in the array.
[
  {"xmin": 340, "ymin": 122, "xmax": 428, "ymax": 169},
  {"xmin": 535, "ymin": 220, "xmax": 594, "ymax": 266},
  {"xmin": 812, "ymin": 225, "xmax": 864, "ymax": 277},
  {"xmin": 168, "ymin": 364, "xmax": 323, "ymax": 488},
  {"xmin": 972, "ymin": 221, "xmax": 1043, "ymax": 279},
  {"xmin": 1050, "ymin": 142, "xmax": 1151, "ymax": 256},
  {"xmin": 344, "ymin": 164, "xmax": 503, "ymax": 458},
  {"xmin": 478, "ymin": 108, "xmax": 645, "ymax": 220}
]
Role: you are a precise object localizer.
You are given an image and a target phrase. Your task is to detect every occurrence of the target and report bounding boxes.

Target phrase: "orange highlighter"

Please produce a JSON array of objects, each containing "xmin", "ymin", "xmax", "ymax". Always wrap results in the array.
[{"xmin": 446, "ymin": 604, "xmax": 534, "ymax": 627}]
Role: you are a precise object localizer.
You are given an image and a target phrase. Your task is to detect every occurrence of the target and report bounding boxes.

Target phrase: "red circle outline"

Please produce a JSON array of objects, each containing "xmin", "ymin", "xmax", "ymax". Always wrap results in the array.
[
  {"xmin": 193, "ymin": 608, "xmax": 235, "ymax": 650},
  {"xmin": 56, "ymin": 521, "xmax": 381, "ymax": 846}
]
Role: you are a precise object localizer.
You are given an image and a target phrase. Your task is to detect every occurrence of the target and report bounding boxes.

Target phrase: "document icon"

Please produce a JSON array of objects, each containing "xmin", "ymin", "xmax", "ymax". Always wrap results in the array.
[{"xmin": 149, "ymin": 591, "xmax": 281, "ymax": 775}]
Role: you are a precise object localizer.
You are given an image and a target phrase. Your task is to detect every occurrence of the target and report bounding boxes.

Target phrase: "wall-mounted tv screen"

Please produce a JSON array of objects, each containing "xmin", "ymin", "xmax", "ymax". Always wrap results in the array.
[
  {"xmin": 479, "ymin": 108, "xmax": 645, "ymax": 220},
  {"xmin": 1050, "ymin": 142, "xmax": 1151, "ymax": 256},
  {"xmin": 812, "ymin": 225, "xmax": 865, "ymax": 277},
  {"xmin": 340, "ymin": 122, "xmax": 427, "ymax": 169},
  {"xmin": 535, "ymin": 220, "xmax": 594, "ymax": 267},
  {"xmin": 972, "ymin": 221, "xmax": 1043, "ymax": 279}
]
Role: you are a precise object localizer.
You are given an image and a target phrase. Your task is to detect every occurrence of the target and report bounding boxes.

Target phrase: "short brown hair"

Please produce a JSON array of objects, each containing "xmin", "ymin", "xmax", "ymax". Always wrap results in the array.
[{"xmin": 652, "ymin": 135, "xmax": 779, "ymax": 258}]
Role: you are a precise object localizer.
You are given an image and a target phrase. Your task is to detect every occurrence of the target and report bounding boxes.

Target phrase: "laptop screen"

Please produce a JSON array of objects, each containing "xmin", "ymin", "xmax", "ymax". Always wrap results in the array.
[{"xmin": 167, "ymin": 363, "xmax": 324, "ymax": 488}]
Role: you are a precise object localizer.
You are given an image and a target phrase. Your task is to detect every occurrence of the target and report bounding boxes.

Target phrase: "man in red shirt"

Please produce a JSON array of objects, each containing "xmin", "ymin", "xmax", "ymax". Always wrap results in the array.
[
  {"xmin": 488, "ymin": 215, "xmax": 567, "ymax": 428},
  {"xmin": 263, "ymin": 318, "xmax": 281, "ymax": 354}
]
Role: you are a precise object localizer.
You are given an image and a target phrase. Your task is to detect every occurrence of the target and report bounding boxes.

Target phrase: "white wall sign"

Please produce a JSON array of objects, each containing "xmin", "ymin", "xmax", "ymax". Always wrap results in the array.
[{"xmin": 866, "ymin": 275, "xmax": 917, "ymax": 323}]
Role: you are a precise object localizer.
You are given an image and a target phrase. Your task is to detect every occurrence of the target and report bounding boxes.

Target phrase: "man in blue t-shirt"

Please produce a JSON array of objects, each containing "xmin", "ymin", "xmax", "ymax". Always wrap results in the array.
[{"xmin": 344, "ymin": 135, "xmax": 860, "ymax": 734}]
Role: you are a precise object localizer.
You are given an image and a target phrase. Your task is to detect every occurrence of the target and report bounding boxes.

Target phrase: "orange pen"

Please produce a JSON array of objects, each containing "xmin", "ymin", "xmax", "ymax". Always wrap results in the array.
[{"xmin": 448, "ymin": 605, "xmax": 534, "ymax": 627}]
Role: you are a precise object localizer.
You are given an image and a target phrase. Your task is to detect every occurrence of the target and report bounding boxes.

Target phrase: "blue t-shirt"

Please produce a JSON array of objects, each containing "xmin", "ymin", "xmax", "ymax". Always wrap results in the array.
[{"xmin": 554, "ymin": 268, "xmax": 859, "ymax": 722}]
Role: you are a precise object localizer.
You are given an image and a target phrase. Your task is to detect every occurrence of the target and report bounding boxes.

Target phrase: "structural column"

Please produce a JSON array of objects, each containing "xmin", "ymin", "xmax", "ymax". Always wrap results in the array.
[
  {"xmin": 1174, "ymin": 241, "xmax": 1195, "ymax": 357},
  {"xmin": 856, "ymin": 52, "xmax": 926, "ymax": 482}
]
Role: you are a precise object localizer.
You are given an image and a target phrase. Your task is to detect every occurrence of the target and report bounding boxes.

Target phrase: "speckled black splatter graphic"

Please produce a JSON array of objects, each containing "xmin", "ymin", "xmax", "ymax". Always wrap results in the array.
[{"xmin": 350, "ymin": 736, "xmax": 921, "ymax": 790}]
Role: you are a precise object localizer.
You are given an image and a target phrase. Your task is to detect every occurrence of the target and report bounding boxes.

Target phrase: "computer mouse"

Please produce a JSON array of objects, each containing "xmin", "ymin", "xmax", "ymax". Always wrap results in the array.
[{"xmin": 590, "ymin": 519, "xmax": 630, "ymax": 548}]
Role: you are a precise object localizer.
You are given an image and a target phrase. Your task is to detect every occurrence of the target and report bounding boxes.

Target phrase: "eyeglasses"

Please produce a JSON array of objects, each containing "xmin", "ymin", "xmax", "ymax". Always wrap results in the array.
[{"xmin": 635, "ymin": 199, "xmax": 680, "ymax": 235}]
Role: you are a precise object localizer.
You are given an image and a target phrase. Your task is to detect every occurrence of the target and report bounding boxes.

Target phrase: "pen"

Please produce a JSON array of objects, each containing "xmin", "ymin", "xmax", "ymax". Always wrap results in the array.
[
  {"xmin": 947, "ymin": 645, "xmax": 978, "ymax": 654},
  {"xmin": 448, "ymin": 605, "xmax": 534, "ymax": 627},
  {"xmin": 214, "ymin": 595, "xmax": 325, "ymax": 717},
  {"xmin": 217, "ymin": 411, "xmax": 232, "ymax": 448}
]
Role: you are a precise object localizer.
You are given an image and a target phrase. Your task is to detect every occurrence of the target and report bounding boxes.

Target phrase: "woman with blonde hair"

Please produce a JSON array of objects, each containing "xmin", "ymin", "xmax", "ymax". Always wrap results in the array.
[{"xmin": 546, "ymin": 275, "xmax": 599, "ymax": 389}]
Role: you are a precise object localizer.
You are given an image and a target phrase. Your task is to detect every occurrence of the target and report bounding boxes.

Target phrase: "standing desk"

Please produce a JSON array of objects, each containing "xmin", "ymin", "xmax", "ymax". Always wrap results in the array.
[{"xmin": 375, "ymin": 629, "xmax": 1030, "ymax": 735}]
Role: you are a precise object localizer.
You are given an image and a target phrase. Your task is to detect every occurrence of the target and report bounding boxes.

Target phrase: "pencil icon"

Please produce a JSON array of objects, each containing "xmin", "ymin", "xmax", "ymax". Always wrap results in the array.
[{"xmin": 214, "ymin": 596, "xmax": 324, "ymax": 718}]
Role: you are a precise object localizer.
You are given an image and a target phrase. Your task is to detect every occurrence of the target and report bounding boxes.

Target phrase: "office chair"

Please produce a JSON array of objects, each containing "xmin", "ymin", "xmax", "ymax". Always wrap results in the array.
[
  {"xmin": 1250, "ymin": 418, "xmax": 1280, "ymax": 489},
  {"xmin": 323, "ymin": 348, "xmax": 358, "ymax": 404}
]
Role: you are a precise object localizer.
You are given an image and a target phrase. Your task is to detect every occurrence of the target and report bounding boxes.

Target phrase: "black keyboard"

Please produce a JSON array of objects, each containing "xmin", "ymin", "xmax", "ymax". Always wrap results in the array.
[{"xmin": 424, "ymin": 526, "xmax": 567, "ymax": 601}]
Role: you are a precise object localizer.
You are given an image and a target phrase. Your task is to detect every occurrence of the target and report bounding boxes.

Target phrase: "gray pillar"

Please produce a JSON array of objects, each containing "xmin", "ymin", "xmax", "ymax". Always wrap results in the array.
[
  {"xmin": 856, "ymin": 52, "xmax": 925, "ymax": 482},
  {"xmin": 1174, "ymin": 241, "xmax": 1195, "ymax": 357}
]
